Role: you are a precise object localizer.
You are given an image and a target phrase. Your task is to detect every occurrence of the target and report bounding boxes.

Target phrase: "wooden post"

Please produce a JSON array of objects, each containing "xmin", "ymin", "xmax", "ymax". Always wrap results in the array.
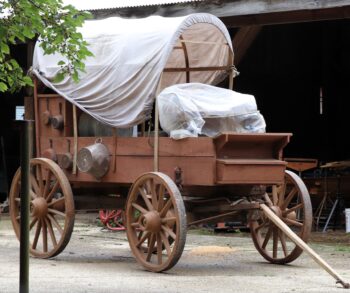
[
  {"xmin": 228, "ymin": 48, "xmax": 234, "ymax": 90},
  {"xmin": 153, "ymin": 74, "xmax": 163, "ymax": 172},
  {"xmin": 260, "ymin": 204, "xmax": 350, "ymax": 289},
  {"xmin": 72, "ymin": 105, "xmax": 78, "ymax": 175},
  {"xmin": 33, "ymin": 78, "xmax": 40, "ymax": 157}
]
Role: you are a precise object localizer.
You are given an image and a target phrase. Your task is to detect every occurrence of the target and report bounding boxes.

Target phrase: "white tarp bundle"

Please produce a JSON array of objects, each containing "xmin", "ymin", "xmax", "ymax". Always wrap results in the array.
[
  {"xmin": 32, "ymin": 13, "xmax": 232, "ymax": 128},
  {"xmin": 157, "ymin": 83, "xmax": 266, "ymax": 139}
]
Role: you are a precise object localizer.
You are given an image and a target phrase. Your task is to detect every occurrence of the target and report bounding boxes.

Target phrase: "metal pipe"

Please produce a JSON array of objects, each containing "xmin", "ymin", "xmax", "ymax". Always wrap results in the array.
[{"xmin": 19, "ymin": 120, "xmax": 33, "ymax": 293}]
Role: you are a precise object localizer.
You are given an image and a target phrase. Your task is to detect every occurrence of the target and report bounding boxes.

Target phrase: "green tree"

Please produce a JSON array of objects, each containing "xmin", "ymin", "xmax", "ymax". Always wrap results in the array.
[{"xmin": 0, "ymin": 0, "xmax": 92, "ymax": 93}]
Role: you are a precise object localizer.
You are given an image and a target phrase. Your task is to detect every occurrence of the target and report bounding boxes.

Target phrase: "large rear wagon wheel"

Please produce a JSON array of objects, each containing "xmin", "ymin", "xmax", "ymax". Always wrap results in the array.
[
  {"xmin": 250, "ymin": 170, "xmax": 312, "ymax": 264},
  {"xmin": 9, "ymin": 158, "xmax": 75, "ymax": 258},
  {"xmin": 126, "ymin": 172, "xmax": 187, "ymax": 272}
]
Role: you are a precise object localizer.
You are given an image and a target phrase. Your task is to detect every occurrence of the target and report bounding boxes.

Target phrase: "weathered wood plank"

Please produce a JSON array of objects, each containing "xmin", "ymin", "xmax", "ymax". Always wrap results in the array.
[{"xmin": 94, "ymin": 0, "xmax": 350, "ymax": 26}]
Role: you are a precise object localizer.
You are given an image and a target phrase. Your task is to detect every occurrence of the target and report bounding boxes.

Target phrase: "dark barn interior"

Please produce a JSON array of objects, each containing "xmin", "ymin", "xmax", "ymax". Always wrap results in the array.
[{"xmin": 235, "ymin": 19, "xmax": 350, "ymax": 163}]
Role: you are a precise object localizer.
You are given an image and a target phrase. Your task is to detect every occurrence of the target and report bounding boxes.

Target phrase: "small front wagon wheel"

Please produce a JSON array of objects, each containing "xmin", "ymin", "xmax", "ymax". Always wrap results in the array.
[
  {"xmin": 126, "ymin": 172, "xmax": 187, "ymax": 272},
  {"xmin": 9, "ymin": 158, "xmax": 75, "ymax": 258}
]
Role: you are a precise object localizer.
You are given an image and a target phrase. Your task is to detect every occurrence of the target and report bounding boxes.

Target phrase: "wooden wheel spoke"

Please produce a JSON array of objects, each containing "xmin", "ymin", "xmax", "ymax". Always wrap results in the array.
[
  {"xmin": 160, "ymin": 199, "xmax": 173, "ymax": 217},
  {"xmin": 281, "ymin": 188, "xmax": 297, "ymax": 209},
  {"xmin": 47, "ymin": 196, "xmax": 64, "ymax": 208},
  {"xmin": 262, "ymin": 226, "xmax": 273, "ymax": 249},
  {"xmin": 145, "ymin": 180, "xmax": 152, "ymax": 195},
  {"xmin": 156, "ymin": 233, "xmax": 163, "ymax": 265},
  {"xmin": 161, "ymin": 217, "xmax": 176, "ymax": 224},
  {"xmin": 283, "ymin": 203, "xmax": 303, "ymax": 216},
  {"xmin": 42, "ymin": 219, "xmax": 48, "ymax": 253},
  {"xmin": 132, "ymin": 203, "xmax": 148, "ymax": 215},
  {"xmin": 279, "ymin": 230, "xmax": 288, "ymax": 257},
  {"xmin": 264, "ymin": 193, "xmax": 273, "ymax": 207},
  {"xmin": 48, "ymin": 208, "xmax": 66, "ymax": 218},
  {"xmin": 283, "ymin": 218, "xmax": 303, "ymax": 228},
  {"xmin": 30, "ymin": 217, "xmax": 38, "ymax": 230},
  {"xmin": 272, "ymin": 185, "xmax": 278, "ymax": 205},
  {"xmin": 157, "ymin": 184, "xmax": 165, "ymax": 212},
  {"xmin": 43, "ymin": 170, "xmax": 53, "ymax": 198},
  {"xmin": 160, "ymin": 231, "xmax": 171, "ymax": 256},
  {"xmin": 161, "ymin": 225, "xmax": 176, "ymax": 240},
  {"xmin": 136, "ymin": 231, "xmax": 150, "ymax": 248},
  {"xmin": 32, "ymin": 220, "xmax": 42, "ymax": 250},
  {"xmin": 45, "ymin": 218, "xmax": 57, "ymax": 247},
  {"xmin": 46, "ymin": 180, "xmax": 60, "ymax": 203},
  {"xmin": 272, "ymin": 228, "xmax": 278, "ymax": 258},
  {"xmin": 30, "ymin": 174, "xmax": 41, "ymax": 196},
  {"xmin": 37, "ymin": 164, "xmax": 44, "ymax": 196},
  {"xmin": 30, "ymin": 190, "xmax": 37, "ymax": 199},
  {"xmin": 150, "ymin": 180, "xmax": 158, "ymax": 210},
  {"xmin": 278, "ymin": 183, "xmax": 286, "ymax": 206},
  {"xmin": 255, "ymin": 220, "xmax": 268, "ymax": 232},
  {"xmin": 47, "ymin": 214, "xmax": 63, "ymax": 235},
  {"xmin": 138, "ymin": 187, "xmax": 154, "ymax": 211},
  {"xmin": 146, "ymin": 233, "xmax": 156, "ymax": 262}
]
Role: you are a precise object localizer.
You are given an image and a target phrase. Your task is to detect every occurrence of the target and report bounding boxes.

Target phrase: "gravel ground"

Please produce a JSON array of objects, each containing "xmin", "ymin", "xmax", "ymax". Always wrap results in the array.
[{"xmin": 0, "ymin": 212, "xmax": 349, "ymax": 293}]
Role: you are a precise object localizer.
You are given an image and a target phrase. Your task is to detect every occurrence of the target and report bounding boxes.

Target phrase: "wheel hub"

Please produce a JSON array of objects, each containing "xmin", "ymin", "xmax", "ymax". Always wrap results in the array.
[
  {"xmin": 31, "ymin": 197, "xmax": 48, "ymax": 218},
  {"xmin": 141, "ymin": 211, "xmax": 161, "ymax": 233}
]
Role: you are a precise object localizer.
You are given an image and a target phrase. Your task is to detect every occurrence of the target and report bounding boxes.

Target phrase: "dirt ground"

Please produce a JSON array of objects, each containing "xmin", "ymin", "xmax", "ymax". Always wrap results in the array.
[{"xmin": 0, "ymin": 212, "xmax": 349, "ymax": 293}]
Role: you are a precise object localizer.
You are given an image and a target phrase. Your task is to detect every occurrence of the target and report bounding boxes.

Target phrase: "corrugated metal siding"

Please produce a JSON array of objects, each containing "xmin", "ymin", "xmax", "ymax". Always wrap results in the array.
[{"xmin": 63, "ymin": 0, "xmax": 204, "ymax": 11}]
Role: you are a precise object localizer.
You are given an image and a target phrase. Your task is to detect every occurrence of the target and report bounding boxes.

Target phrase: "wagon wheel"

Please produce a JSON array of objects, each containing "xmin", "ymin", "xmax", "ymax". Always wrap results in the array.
[
  {"xmin": 250, "ymin": 170, "xmax": 312, "ymax": 264},
  {"xmin": 126, "ymin": 172, "xmax": 187, "ymax": 272},
  {"xmin": 9, "ymin": 158, "xmax": 75, "ymax": 258}
]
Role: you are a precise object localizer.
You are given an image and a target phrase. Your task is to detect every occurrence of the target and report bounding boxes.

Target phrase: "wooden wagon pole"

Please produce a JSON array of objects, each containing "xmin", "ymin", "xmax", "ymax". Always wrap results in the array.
[
  {"xmin": 228, "ymin": 46, "xmax": 234, "ymax": 90},
  {"xmin": 153, "ymin": 74, "xmax": 163, "ymax": 172},
  {"xmin": 72, "ymin": 105, "xmax": 78, "ymax": 175},
  {"xmin": 260, "ymin": 204, "xmax": 350, "ymax": 289}
]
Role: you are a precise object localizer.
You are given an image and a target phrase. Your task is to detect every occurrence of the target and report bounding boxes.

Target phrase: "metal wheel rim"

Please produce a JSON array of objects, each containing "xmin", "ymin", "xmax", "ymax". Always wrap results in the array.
[
  {"xmin": 9, "ymin": 158, "xmax": 75, "ymax": 258},
  {"xmin": 126, "ymin": 172, "xmax": 187, "ymax": 272},
  {"xmin": 250, "ymin": 170, "xmax": 312, "ymax": 264}
]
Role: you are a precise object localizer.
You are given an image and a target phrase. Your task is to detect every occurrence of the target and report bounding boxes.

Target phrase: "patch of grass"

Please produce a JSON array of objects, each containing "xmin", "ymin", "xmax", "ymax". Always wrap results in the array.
[
  {"xmin": 188, "ymin": 227, "xmax": 215, "ymax": 236},
  {"xmin": 334, "ymin": 245, "xmax": 350, "ymax": 253}
]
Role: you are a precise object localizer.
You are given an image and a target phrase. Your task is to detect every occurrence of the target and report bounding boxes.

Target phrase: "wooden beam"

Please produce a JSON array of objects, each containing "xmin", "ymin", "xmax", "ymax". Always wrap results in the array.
[
  {"xmin": 222, "ymin": 6, "xmax": 350, "ymax": 27},
  {"xmin": 232, "ymin": 26, "xmax": 262, "ymax": 65},
  {"xmin": 93, "ymin": 1, "xmax": 350, "ymax": 26}
]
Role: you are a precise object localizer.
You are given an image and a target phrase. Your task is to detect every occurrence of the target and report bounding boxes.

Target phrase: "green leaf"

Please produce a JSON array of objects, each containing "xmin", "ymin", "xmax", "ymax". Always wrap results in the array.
[
  {"xmin": 1, "ymin": 42, "xmax": 10, "ymax": 54},
  {"xmin": 58, "ymin": 60, "xmax": 66, "ymax": 66},
  {"xmin": 53, "ymin": 72, "xmax": 65, "ymax": 83},
  {"xmin": 23, "ymin": 26, "xmax": 35, "ymax": 39},
  {"xmin": 0, "ymin": 82, "xmax": 8, "ymax": 92},
  {"xmin": 23, "ymin": 76, "xmax": 34, "ymax": 86},
  {"xmin": 72, "ymin": 71, "xmax": 79, "ymax": 83}
]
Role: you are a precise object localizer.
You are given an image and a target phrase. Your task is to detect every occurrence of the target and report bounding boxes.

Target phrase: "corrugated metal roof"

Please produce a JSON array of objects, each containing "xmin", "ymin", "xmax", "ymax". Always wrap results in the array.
[{"xmin": 63, "ymin": 0, "xmax": 203, "ymax": 11}]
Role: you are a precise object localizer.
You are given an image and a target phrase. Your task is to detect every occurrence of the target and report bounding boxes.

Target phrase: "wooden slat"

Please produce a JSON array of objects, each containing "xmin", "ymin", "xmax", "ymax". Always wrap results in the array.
[
  {"xmin": 41, "ymin": 137, "xmax": 215, "ymax": 157},
  {"xmin": 216, "ymin": 159, "xmax": 287, "ymax": 165},
  {"xmin": 164, "ymin": 66, "xmax": 232, "ymax": 72},
  {"xmin": 179, "ymin": 35, "xmax": 190, "ymax": 83},
  {"xmin": 37, "ymin": 94, "xmax": 62, "ymax": 98}
]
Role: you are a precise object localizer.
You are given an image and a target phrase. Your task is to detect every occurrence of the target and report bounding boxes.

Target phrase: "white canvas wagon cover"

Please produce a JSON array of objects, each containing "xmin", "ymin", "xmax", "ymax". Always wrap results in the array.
[{"xmin": 32, "ymin": 13, "xmax": 233, "ymax": 128}]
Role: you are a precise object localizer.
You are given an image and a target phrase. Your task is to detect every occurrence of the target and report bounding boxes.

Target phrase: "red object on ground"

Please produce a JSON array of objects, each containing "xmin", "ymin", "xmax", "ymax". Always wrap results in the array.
[{"xmin": 99, "ymin": 209, "xmax": 125, "ymax": 231}]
